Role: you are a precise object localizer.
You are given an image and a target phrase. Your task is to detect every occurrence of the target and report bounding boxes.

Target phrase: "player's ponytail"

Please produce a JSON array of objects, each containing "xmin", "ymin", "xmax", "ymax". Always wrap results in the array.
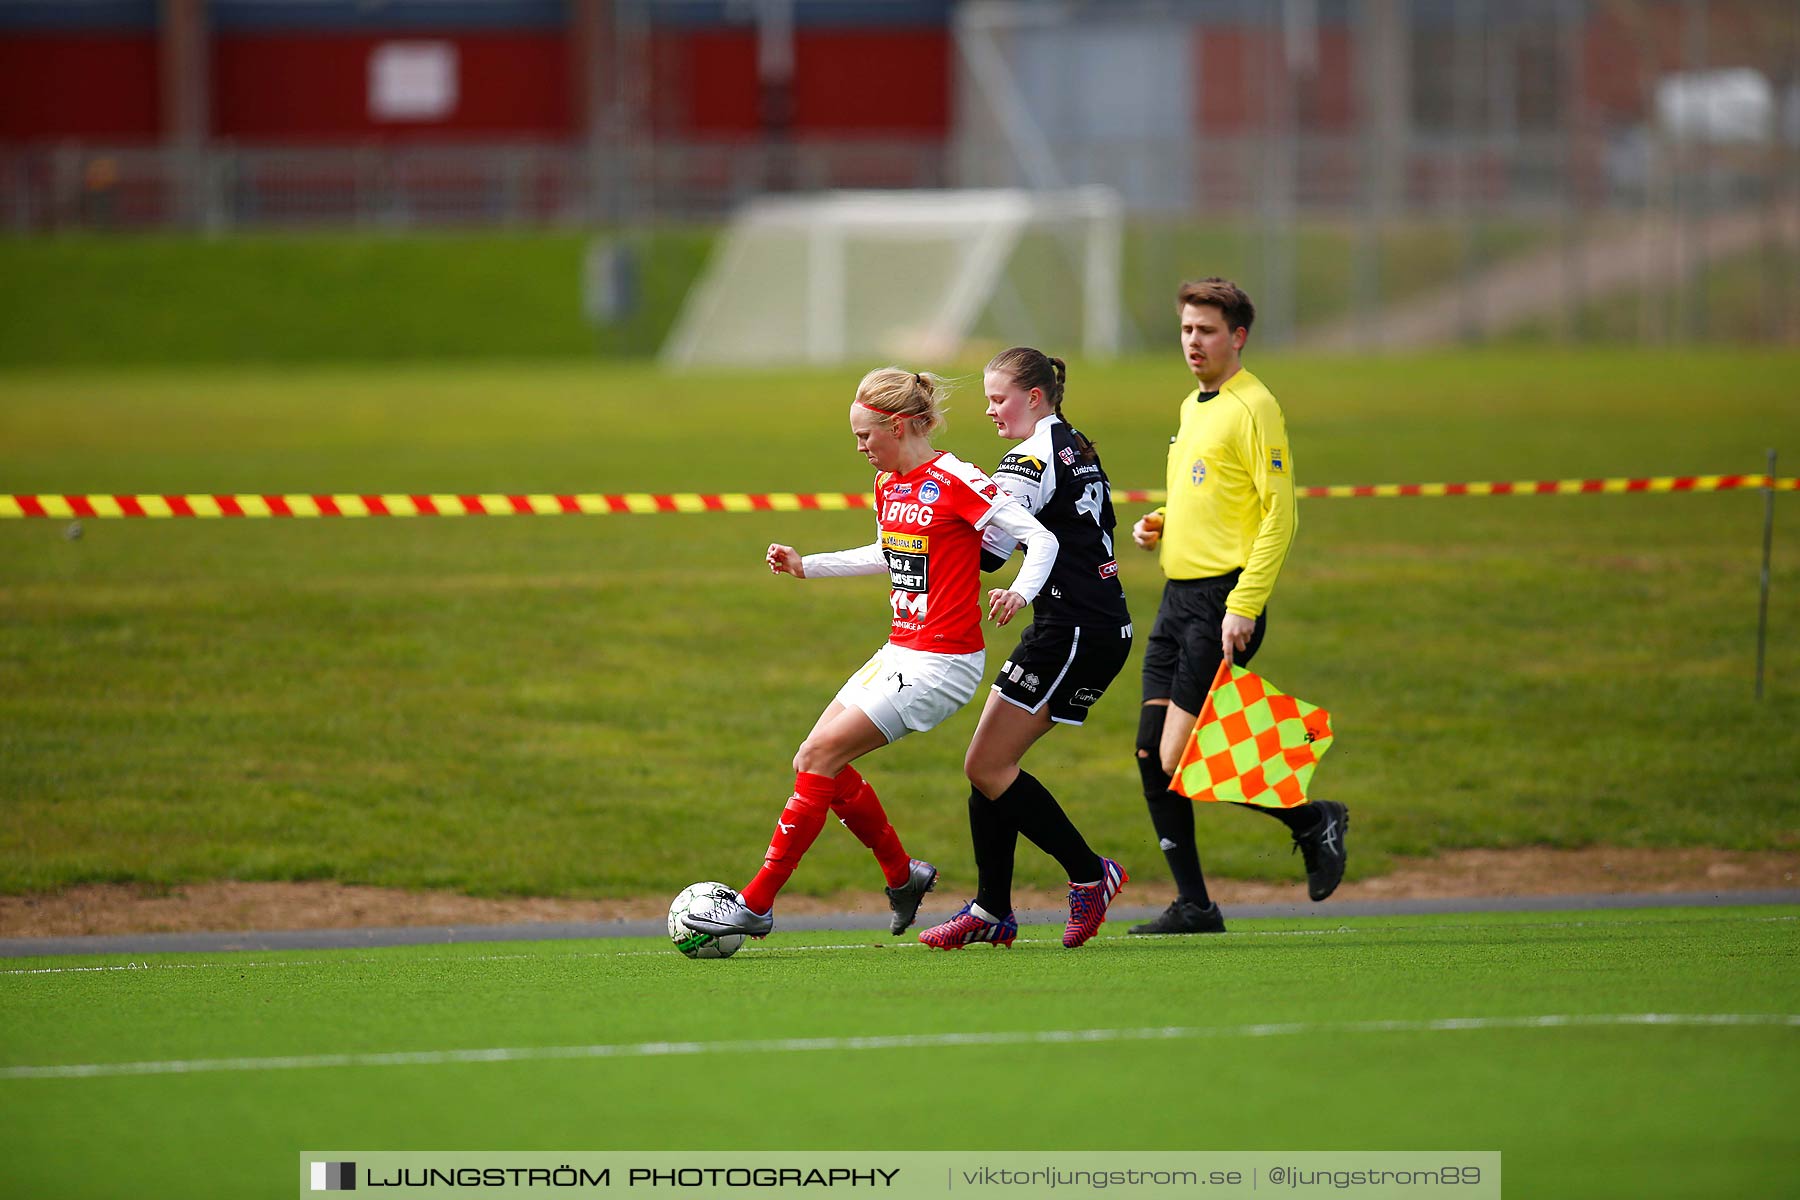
[
  {"xmin": 856, "ymin": 366, "xmax": 949, "ymax": 439},
  {"xmin": 987, "ymin": 346, "xmax": 1096, "ymax": 463}
]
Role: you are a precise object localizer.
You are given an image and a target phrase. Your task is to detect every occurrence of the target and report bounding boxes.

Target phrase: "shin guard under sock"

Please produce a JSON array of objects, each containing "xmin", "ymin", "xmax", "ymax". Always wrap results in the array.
[
  {"xmin": 829, "ymin": 766, "xmax": 912, "ymax": 888},
  {"xmin": 969, "ymin": 786, "xmax": 1019, "ymax": 919},
  {"xmin": 992, "ymin": 770, "xmax": 1103, "ymax": 883},
  {"xmin": 740, "ymin": 772, "xmax": 833, "ymax": 914},
  {"xmin": 1138, "ymin": 703, "xmax": 1211, "ymax": 907}
]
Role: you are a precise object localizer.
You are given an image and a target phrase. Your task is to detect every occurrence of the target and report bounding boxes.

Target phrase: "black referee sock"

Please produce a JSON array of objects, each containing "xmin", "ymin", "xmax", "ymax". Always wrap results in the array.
[
  {"xmin": 1137, "ymin": 703, "xmax": 1213, "ymax": 907},
  {"xmin": 968, "ymin": 786, "xmax": 1019, "ymax": 919},
  {"xmin": 1241, "ymin": 802, "xmax": 1323, "ymax": 834},
  {"xmin": 1145, "ymin": 789, "xmax": 1211, "ymax": 907},
  {"xmin": 991, "ymin": 770, "xmax": 1104, "ymax": 885}
]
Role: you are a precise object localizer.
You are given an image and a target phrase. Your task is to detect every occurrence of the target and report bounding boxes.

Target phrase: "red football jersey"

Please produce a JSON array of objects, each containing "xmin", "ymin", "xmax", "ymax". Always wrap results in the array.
[{"xmin": 873, "ymin": 451, "xmax": 1007, "ymax": 655}]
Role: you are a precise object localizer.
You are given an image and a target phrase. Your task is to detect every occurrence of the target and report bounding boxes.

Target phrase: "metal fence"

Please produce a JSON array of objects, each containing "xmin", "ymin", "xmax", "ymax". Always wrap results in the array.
[
  {"xmin": 1, "ymin": 140, "xmax": 950, "ymax": 233},
  {"xmin": 952, "ymin": 0, "xmax": 1800, "ymax": 347}
]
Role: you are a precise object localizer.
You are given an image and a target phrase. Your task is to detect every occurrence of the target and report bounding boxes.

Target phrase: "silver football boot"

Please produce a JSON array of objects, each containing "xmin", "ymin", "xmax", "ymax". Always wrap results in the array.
[{"xmin": 884, "ymin": 858, "xmax": 939, "ymax": 935}]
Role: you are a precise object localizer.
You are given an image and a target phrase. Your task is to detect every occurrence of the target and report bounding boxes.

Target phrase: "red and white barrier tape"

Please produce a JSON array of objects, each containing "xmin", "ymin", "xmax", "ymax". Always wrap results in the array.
[{"xmin": 2, "ymin": 476, "xmax": 1791, "ymax": 519}]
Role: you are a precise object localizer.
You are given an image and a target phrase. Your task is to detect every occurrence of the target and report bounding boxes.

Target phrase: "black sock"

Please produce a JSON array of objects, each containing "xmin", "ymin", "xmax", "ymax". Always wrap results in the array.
[
  {"xmin": 991, "ymin": 770, "xmax": 1103, "ymax": 884},
  {"xmin": 1138, "ymin": 703, "xmax": 1210, "ymax": 906},
  {"xmin": 1240, "ymin": 802, "xmax": 1322, "ymax": 834},
  {"xmin": 1145, "ymin": 790, "xmax": 1211, "ymax": 907},
  {"xmin": 968, "ymin": 786, "xmax": 1018, "ymax": 918}
]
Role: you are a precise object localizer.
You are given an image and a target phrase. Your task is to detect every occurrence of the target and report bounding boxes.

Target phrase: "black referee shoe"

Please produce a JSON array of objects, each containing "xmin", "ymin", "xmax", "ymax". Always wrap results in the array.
[
  {"xmin": 1292, "ymin": 800, "xmax": 1350, "ymax": 902},
  {"xmin": 1129, "ymin": 898, "xmax": 1226, "ymax": 935}
]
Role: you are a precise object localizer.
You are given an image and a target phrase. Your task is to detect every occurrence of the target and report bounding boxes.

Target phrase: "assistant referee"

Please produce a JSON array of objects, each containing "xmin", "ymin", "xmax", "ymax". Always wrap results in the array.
[{"xmin": 1128, "ymin": 278, "xmax": 1348, "ymax": 935}]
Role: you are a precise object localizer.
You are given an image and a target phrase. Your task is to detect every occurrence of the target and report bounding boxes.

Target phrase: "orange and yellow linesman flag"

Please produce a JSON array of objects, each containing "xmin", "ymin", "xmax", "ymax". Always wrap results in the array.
[{"xmin": 1172, "ymin": 660, "xmax": 1334, "ymax": 808}]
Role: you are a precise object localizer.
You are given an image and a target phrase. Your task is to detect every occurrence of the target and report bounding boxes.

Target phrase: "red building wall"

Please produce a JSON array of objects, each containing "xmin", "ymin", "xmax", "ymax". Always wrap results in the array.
[
  {"xmin": 211, "ymin": 32, "xmax": 574, "ymax": 141},
  {"xmin": 0, "ymin": 34, "xmax": 160, "ymax": 140},
  {"xmin": 1196, "ymin": 26, "xmax": 1355, "ymax": 135},
  {"xmin": 656, "ymin": 28, "xmax": 949, "ymax": 139}
]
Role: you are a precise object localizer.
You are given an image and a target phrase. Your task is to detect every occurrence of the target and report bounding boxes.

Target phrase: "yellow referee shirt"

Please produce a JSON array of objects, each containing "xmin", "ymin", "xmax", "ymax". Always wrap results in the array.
[{"xmin": 1154, "ymin": 367, "xmax": 1296, "ymax": 618}]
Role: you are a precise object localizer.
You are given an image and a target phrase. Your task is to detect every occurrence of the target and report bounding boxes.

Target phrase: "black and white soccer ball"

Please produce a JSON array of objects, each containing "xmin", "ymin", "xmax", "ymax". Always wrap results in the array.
[{"xmin": 667, "ymin": 881, "xmax": 746, "ymax": 959}]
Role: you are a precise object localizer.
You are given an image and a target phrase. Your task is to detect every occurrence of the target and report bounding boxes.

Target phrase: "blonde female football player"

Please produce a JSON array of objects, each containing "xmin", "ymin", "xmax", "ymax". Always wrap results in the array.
[
  {"xmin": 918, "ymin": 348, "xmax": 1134, "ymax": 951},
  {"xmin": 681, "ymin": 367, "xmax": 1059, "ymax": 941}
]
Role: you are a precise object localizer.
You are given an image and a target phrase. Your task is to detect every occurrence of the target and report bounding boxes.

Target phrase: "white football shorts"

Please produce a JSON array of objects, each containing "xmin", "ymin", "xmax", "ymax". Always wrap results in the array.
[{"xmin": 834, "ymin": 642, "xmax": 984, "ymax": 744}]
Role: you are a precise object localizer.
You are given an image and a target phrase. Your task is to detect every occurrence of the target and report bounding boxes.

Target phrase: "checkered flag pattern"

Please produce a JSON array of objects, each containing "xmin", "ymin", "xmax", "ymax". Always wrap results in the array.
[{"xmin": 1172, "ymin": 660, "xmax": 1334, "ymax": 808}]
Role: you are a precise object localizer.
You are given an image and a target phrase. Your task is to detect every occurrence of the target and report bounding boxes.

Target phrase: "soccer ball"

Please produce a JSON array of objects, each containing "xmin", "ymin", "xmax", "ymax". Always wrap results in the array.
[{"xmin": 667, "ymin": 881, "xmax": 746, "ymax": 959}]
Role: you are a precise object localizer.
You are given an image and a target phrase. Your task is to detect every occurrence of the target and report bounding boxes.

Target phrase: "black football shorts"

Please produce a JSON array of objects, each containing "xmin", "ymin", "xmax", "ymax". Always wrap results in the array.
[
  {"xmin": 993, "ymin": 619, "xmax": 1134, "ymax": 726},
  {"xmin": 1140, "ymin": 570, "xmax": 1267, "ymax": 714}
]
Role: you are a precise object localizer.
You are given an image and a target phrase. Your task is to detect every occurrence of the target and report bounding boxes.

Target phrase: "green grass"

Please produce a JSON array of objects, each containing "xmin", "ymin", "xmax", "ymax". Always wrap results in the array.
[
  {"xmin": 2, "ymin": 906, "xmax": 1795, "ymax": 1198},
  {"xmin": 3, "ymin": 223, "xmax": 1785, "ymax": 371},
  {"xmin": 0, "ymin": 230, "xmax": 716, "ymax": 365},
  {"xmin": 0, "ymin": 350, "xmax": 1795, "ymax": 899},
  {"xmin": 0, "ymin": 222, "xmax": 1570, "ymax": 369},
  {"xmin": 1566, "ymin": 244, "xmax": 1800, "ymax": 345}
]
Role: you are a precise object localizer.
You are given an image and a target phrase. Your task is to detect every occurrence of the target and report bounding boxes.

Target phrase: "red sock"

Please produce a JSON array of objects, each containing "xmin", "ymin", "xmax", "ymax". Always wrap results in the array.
[
  {"xmin": 829, "ymin": 765, "xmax": 913, "ymax": 888},
  {"xmin": 739, "ymin": 772, "xmax": 834, "ymax": 914}
]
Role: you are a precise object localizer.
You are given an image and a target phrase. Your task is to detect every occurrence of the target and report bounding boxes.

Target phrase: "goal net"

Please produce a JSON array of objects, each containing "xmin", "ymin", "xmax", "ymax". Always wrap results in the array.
[{"xmin": 660, "ymin": 187, "xmax": 1122, "ymax": 369}]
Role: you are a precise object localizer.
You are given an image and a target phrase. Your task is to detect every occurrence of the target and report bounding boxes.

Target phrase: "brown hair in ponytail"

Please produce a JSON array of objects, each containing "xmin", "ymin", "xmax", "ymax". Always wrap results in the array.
[{"xmin": 986, "ymin": 346, "xmax": 1096, "ymax": 463}]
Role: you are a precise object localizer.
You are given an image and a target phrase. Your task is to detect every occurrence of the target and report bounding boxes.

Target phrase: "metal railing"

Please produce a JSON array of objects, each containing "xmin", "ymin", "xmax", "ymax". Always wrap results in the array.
[{"xmin": 1, "ymin": 141, "xmax": 951, "ymax": 233}]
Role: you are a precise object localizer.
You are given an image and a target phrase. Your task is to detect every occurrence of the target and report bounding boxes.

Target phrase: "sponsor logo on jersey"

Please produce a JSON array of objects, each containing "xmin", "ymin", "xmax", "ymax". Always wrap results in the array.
[
  {"xmin": 918, "ymin": 480, "xmax": 942, "ymax": 504},
  {"xmin": 1191, "ymin": 459, "xmax": 1207, "ymax": 486},
  {"xmin": 1071, "ymin": 688, "xmax": 1102, "ymax": 707},
  {"xmin": 1270, "ymin": 446, "xmax": 1286, "ymax": 473},
  {"xmin": 1004, "ymin": 453, "xmax": 1047, "ymax": 480},
  {"xmin": 890, "ymin": 591, "xmax": 929, "ymax": 620},
  {"xmin": 979, "ymin": 482, "xmax": 1000, "ymax": 500},
  {"xmin": 890, "ymin": 483, "xmax": 913, "ymax": 498},
  {"xmin": 880, "ymin": 530, "xmax": 929, "ymax": 554},
  {"xmin": 884, "ymin": 550, "xmax": 928, "ymax": 593},
  {"xmin": 1059, "ymin": 446, "xmax": 1076, "ymax": 466},
  {"xmin": 881, "ymin": 501, "xmax": 935, "ymax": 525},
  {"xmin": 1098, "ymin": 560, "xmax": 1119, "ymax": 579},
  {"xmin": 1072, "ymin": 463, "xmax": 1101, "ymax": 476}
]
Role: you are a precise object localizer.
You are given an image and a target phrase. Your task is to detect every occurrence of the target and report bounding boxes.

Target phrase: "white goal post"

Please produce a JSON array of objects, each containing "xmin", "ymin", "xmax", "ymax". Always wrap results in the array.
[{"xmin": 660, "ymin": 187, "xmax": 1122, "ymax": 368}]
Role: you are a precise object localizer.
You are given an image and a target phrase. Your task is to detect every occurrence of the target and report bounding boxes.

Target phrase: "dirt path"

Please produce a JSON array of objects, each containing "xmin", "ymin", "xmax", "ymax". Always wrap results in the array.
[{"xmin": 3, "ymin": 848, "xmax": 1794, "ymax": 938}]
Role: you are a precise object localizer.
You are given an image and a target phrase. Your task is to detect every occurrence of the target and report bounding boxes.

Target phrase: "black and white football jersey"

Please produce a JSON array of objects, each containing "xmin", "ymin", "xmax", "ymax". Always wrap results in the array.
[{"xmin": 983, "ymin": 415, "xmax": 1131, "ymax": 627}]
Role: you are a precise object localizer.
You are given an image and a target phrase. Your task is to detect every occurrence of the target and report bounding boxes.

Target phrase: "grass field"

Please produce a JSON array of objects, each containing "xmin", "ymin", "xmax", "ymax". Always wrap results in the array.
[
  {"xmin": 0, "ymin": 223, "xmax": 1558, "ymax": 368},
  {"xmin": 2, "ymin": 350, "xmax": 1796, "ymax": 901},
  {"xmin": 2, "ymin": 906, "xmax": 1795, "ymax": 1198},
  {"xmin": 3, "ymin": 348, "xmax": 1796, "ymax": 1199}
]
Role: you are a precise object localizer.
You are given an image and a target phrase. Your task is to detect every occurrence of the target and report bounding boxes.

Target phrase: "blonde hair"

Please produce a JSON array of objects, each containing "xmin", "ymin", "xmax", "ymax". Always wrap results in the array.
[{"xmin": 855, "ymin": 366, "xmax": 950, "ymax": 438}]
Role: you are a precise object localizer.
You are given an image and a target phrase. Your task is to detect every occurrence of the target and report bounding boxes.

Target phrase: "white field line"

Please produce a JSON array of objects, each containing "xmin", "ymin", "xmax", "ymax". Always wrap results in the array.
[
  {"xmin": 0, "ymin": 932, "xmax": 1338, "ymax": 975},
  {"xmin": 3, "ymin": 1014, "xmax": 1793, "ymax": 1082},
  {"xmin": 3, "ymin": 913, "xmax": 1793, "ymax": 976}
]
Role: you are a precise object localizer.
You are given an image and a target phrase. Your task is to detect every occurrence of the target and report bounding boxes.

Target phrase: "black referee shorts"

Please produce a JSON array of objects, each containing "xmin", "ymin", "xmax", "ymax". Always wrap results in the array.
[
  {"xmin": 1140, "ymin": 571, "xmax": 1267, "ymax": 715},
  {"xmin": 993, "ymin": 619, "xmax": 1134, "ymax": 726}
]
